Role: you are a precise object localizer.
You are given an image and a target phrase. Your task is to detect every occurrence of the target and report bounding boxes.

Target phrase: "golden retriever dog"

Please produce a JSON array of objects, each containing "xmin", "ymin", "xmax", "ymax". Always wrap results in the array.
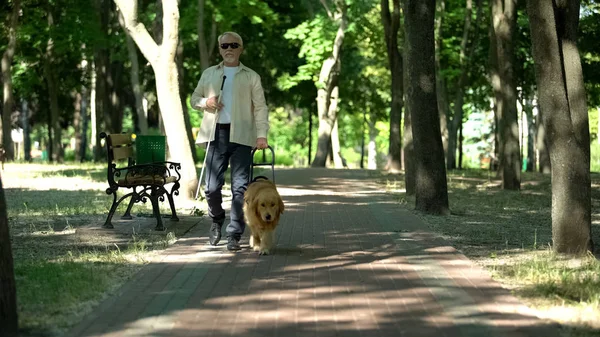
[{"xmin": 243, "ymin": 177, "xmax": 284, "ymax": 255}]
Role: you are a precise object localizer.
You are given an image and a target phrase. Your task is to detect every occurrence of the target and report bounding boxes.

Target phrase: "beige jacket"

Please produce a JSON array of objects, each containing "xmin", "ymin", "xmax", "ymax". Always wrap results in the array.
[{"xmin": 191, "ymin": 61, "xmax": 269, "ymax": 147}]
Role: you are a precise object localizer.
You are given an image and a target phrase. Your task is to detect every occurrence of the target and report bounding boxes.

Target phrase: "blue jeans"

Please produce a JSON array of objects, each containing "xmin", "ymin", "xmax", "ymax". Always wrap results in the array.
[{"xmin": 204, "ymin": 124, "xmax": 252, "ymax": 240}]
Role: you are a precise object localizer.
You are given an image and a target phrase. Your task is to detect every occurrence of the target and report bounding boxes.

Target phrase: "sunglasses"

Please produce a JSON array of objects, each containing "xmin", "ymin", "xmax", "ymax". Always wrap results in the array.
[{"xmin": 220, "ymin": 42, "xmax": 241, "ymax": 49}]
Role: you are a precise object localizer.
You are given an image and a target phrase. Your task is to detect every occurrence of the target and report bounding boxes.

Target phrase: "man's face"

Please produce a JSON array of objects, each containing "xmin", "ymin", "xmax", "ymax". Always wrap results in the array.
[{"xmin": 219, "ymin": 35, "xmax": 243, "ymax": 66}]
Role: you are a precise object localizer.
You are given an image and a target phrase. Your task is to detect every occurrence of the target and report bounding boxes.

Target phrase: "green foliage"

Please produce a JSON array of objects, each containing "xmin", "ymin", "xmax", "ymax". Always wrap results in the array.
[
  {"xmin": 279, "ymin": 15, "xmax": 337, "ymax": 90},
  {"xmin": 15, "ymin": 254, "xmax": 141, "ymax": 334},
  {"xmin": 580, "ymin": 8, "xmax": 600, "ymax": 107},
  {"xmin": 269, "ymin": 107, "xmax": 311, "ymax": 166},
  {"xmin": 3, "ymin": 0, "xmax": 600, "ymax": 173}
]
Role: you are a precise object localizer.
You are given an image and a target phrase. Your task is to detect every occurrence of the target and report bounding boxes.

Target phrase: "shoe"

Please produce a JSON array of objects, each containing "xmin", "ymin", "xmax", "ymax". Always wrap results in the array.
[
  {"xmin": 209, "ymin": 221, "xmax": 223, "ymax": 246},
  {"xmin": 227, "ymin": 236, "xmax": 241, "ymax": 251}
]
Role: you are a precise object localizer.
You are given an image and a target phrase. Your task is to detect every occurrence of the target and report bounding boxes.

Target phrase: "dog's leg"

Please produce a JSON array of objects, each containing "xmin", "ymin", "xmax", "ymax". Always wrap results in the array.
[
  {"xmin": 251, "ymin": 233, "xmax": 261, "ymax": 251},
  {"xmin": 259, "ymin": 231, "xmax": 274, "ymax": 255}
]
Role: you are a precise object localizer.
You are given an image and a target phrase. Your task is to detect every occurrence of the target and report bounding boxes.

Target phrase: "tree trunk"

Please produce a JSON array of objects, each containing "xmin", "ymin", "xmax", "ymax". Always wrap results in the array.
[
  {"xmin": 308, "ymin": 109, "xmax": 313, "ymax": 165},
  {"xmin": 110, "ymin": 62, "xmax": 124, "ymax": 133},
  {"xmin": 360, "ymin": 110, "xmax": 366, "ymax": 168},
  {"xmin": 489, "ymin": 13, "xmax": 500, "ymax": 175},
  {"xmin": 80, "ymin": 84, "xmax": 89, "ymax": 162},
  {"xmin": 115, "ymin": 0, "xmax": 198, "ymax": 200},
  {"xmin": 74, "ymin": 91, "xmax": 82, "ymax": 161},
  {"xmin": 458, "ymin": 120, "xmax": 464, "ymax": 169},
  {"xmin": 93, "ymin": 0, "xmax": 110, "ymax": 161},
  {"xmin": 197, "ymin": 0, "xmax": 217, "ymax": 72},
  {"xmin": 381, "ymin": 0, "xmax": 403, "ymax": 172},
  {"xmin": 98, "ymin": 2, "xmax": 113, "ymax": 135},
  {"xmin": 404, "ymin": 0, "xmax": 449, "ymax": 214},
  {"xmin": 44, "ymin": 8, "xmax": 63, "ymax": 163},
  {"xmin": 536, "ymin": 106, "xmax": 550, "ymax": 173},
  {"xmin": 311, "ymin": 1, "xmax": 348, "ymax": 167},
  {"xmin": 527, "ymin": 0, "xmax": 593, "ymax": 254},
  {"xmin": 0, "ymin": 177, "xmax": 18, "ymax": 337},
  {"xmin": 492, "ymin": 0, "xmax": 520, "ymax": 190},
  {"xmin": 446, "ymin": 0, "xmax": 473, "ymax": 170},
  {"xmin": 368, "ymin": 118, "xmax": 377, "ymax": 170},
  {"xmin": 91, "ymin": 61, "xmax": 102, "ymax": 161},
  {"xmin": 21, "ymin": 99, "xmax": 31, "ymax": 161},
  {"xmin": 403, "ymin": 40, "xmax": 415, "ymax": 196},
  {"xmin": 1, "ymin": 0, "xmax": 20, "ymax": 162},
  {"xmin": 435, "ymin": 0, "xmax": 449, "ymax": 157},
  {"xmin": 524, "ymin": 93, "xmax": 535, "ymax": 172},
  {"xmin": 330, "ymin": 117, "xmax": 343, "ymax": 168},
  {"xmin": 121, "ymin": 18, "xmax": 148, "ymax": 134},
  {"xmin": 177, "ymin": 38, "xmax": 198, "ymax": 163}
]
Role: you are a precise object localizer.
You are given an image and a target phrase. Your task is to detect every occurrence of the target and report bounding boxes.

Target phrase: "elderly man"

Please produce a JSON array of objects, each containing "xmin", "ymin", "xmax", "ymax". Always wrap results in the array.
[{"xmin": 191, "ymin": 32, "xmax": 269, "ymax": 251}]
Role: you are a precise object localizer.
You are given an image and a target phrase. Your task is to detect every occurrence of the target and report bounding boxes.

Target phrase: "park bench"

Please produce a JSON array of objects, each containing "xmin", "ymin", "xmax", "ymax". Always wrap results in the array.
[{"xmin": 100, "ymin": 132, "xmax": 181, "ymax": 231}]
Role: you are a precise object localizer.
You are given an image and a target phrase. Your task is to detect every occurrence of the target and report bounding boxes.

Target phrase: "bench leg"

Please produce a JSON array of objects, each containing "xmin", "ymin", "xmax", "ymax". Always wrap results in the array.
[
  {"xmin": 166, "ymin": 192, "xmax": 179, "ymax": 221},
  {"xmin": 151, "ymin": 189, "xmax": 165, "ymax": 231},
  {"xmin": 122, "ymin": 195, "xmax": 137, "ymax": 219},
  {"xmin": 103, "ymin": 192, "xmax": 118, "ymax": 229}
]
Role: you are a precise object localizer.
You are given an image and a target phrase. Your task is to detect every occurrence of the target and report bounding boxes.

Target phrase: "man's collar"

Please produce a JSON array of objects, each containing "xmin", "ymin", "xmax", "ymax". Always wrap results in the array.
[{"xmin": 217, "ymin": 61, "xmax": 245, "ymax": 70}]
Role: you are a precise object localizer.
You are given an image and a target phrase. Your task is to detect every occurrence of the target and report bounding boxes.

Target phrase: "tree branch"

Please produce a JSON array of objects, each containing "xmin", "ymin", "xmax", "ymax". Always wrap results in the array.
[
  {"xmin": 162, "ymin": 1, "xmax": 180, "ymax": 59},
  {"xmin": 114, "ymin": 0, "xmax": 159, "ymax": 64},
  {"xmin": 319, "ymin": 0, "xmax": 334, "ymax": 19}
]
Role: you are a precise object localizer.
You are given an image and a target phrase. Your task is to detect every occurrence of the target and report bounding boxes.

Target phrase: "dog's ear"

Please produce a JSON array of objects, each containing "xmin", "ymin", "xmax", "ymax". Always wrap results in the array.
[
  {"xmin": 278, "ymin": 195, "xmax": 285, "ymax": 215},
  {"xmin": 244, "ymin": 186, "xmax": 255, "ymax": 206}
]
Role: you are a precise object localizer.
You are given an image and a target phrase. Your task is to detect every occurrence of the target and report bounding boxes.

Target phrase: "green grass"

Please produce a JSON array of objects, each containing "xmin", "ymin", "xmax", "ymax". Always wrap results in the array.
[
  {"xmin": 494, "ymin": 252, "xmax": 600, "ymax": 306},
  {"xmin": 3, "ymin": 162, "xmax": 194, "ymax": 336},
  {"xmin": 15, "ymin": 251, "xmax": 143, "ymax": 336},
  {"xmin": 377, "ymin": 169, "xmax": 600, "ymax": 336}
]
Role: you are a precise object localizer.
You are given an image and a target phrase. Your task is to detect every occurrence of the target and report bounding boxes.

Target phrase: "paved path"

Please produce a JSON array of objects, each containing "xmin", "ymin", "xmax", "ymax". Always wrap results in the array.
[{"xmin": 67, "ymin": 168, "xmax": 562, "ymax": 337}]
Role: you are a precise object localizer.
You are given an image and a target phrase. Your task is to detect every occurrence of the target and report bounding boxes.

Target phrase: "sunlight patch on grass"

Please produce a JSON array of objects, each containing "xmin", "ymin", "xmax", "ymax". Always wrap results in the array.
[
  {"xmin": 14, "ymin": 249, "xmax": 146, "ymax": 336},
  {"xmin": 484, "ymin": 250, "xmax": 600, "ymax": 331}
]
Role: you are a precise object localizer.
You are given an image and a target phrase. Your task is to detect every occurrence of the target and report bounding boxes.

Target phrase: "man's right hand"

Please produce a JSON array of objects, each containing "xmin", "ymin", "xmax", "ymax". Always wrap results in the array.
[{"xmin": 206, "ymin": 96, "xmax": 223, "ymax": 112}]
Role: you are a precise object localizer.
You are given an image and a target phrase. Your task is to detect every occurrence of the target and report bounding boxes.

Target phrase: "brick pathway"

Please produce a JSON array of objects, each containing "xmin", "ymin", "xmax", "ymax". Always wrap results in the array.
[{"xmin": 67, "ymin": 168, "xmax": 562, "ymax": 337}]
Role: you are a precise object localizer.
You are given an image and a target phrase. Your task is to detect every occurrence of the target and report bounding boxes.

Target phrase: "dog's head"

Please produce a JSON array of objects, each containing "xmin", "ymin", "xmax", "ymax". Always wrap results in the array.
[{"xmin": 246, "ymin": 181, "xmax": 285, "ymax": 223}]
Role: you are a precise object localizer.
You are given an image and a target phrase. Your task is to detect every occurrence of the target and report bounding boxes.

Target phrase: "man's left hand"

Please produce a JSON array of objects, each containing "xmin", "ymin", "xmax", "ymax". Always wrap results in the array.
[{"xmin": 255, "ymin": 138, "xmax": 268, "ymax": 149}]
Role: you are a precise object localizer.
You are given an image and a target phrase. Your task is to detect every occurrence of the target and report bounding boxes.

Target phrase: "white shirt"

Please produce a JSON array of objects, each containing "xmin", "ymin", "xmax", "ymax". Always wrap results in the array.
[{"xmin": 218, "ymin": 66, "xmax": 238, "ymax": 124}]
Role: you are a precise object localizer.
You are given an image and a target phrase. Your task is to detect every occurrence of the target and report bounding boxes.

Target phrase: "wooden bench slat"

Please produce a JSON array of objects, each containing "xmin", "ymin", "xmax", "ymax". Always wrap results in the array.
[
  {"xmin": 109, "ymin": 134, "xmax": 133, "ymax": 146},
  {"xmin": 112, "ymin": 146, "xmax": 133, "ymax": 161}
]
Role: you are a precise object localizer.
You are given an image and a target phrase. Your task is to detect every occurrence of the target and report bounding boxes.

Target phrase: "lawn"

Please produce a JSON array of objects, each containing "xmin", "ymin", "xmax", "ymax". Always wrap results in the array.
[
  {"xmin": 378, "ymin": 169, "xmax": 600, "ymax": 337},
  {"xmin": 3, "ymin": 163, "xmax": 198, "ymax": 336}
]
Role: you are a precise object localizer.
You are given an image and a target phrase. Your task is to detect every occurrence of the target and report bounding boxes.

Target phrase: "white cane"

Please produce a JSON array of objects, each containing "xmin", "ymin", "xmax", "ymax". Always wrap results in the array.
[{"xmin": 194, "ymin": 75, "xmax": 226, "ymax": 201}]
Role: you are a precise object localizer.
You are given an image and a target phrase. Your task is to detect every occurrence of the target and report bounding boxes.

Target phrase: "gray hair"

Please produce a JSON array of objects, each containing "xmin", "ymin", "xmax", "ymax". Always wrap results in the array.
[{"xmin": 218, "ymin": 32, "xmax": 243, "ymax": 46}]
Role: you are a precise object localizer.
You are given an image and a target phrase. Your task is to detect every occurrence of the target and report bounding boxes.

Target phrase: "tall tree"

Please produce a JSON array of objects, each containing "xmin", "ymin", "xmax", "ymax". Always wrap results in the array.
[
  {"xmin": 404, "ymin": 0, "xmax": 449, "ymax": 214},
  {"xmin": 197, "ymin": 0, "xmax": 217, "ymax": 72},
  {"xmin": 1, "ymin": 0, "xmax": 20, "ymax": 162},
  {"xmin": 311, "ymin": 0, "xmax": 348, "ymax": 167},
  {"xmin": 93, "ymin": 0, "xmax": 110, "ymax": 161},
  {"xmin": 381, "ymin": 0, "xmax": 403, "ymax": 172},
  {"xmin": 527, "ymin": 0, "xmax": 593, "ymax": 254},
  {"xmin": 118, "ymin": 12, "xmax": 148, "ymax": 134},
  {"xmin": 536, "ymin": 107, "xmax": 551, "ymax": 173},
  {"xmin": 491, "ymin": 0, "xmax": 520, "ymax": 189},
  {"xmin": 522, "ymin": 92, "xmax": 535, "ymax": 171},
  {"xmin": 115, "ymin": 0, "xmax": 198, "ymax": 200},
  {"xmin": 0, "ymin": 176, "xmax": 18, "ymax": 337},
  {"xmin": 44, "ymin": 5, "xmax": 63, "ymax": 162},
  {"xmin": 435, "ymin": 0, "xmax": 449, "ymax": 156},
  {"xmin": 446, "ymin": 0, "xmax": 483, "ymax": 170}
]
